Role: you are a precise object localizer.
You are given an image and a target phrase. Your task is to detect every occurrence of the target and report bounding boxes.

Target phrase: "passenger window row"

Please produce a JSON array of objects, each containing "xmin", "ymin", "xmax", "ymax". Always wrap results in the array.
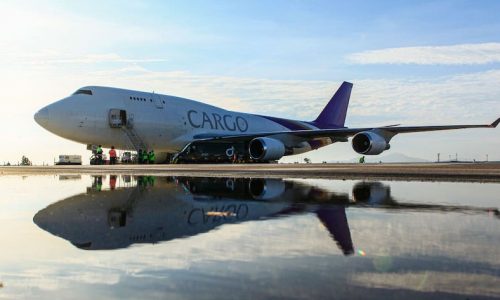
[
  {"xmin": 129, "ymin": 96, "xmax": 166, "ymax": 105},
  {"xmin": 129, "ymin": 96, "xmax": 151, "ymax": 102},
  {"xmin": 130, "ymin": 234, "xmax": 149, "ymax": 241}
]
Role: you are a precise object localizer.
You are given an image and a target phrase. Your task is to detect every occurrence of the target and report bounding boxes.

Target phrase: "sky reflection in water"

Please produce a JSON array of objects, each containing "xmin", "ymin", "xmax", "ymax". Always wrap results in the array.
[{"xmin": 0, "ymin": 175, "xmax": 498, "ymax": 299}]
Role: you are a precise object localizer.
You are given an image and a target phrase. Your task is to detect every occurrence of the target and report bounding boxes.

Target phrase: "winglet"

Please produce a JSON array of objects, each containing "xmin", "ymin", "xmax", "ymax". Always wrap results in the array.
[{"xmin": 491, "ymin": 117, "xmax": 500, "ymax": 128}]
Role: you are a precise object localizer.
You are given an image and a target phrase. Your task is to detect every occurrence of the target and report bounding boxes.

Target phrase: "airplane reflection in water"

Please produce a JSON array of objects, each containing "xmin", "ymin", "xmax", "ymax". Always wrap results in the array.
[{"xmin": 34, "ymin": 176, "xmax": 499, "ymax": 255}]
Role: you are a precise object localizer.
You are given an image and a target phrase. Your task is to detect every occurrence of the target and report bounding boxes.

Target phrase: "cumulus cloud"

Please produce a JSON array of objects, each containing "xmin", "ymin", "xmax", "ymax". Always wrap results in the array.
[
  {"xmin": 347, "ymin": 43, "xmax": 500, "ymax": 65},
  {"xmin": 3, "ymin": 58, "xmax": 500, "ymax": 164},
  {"xmin": 349, "ymin": 70, "xmax": 500, "ymax": 124},
  {"xmin": 83, "ymin": 67, "xmax": 500, "ymax": 125}
]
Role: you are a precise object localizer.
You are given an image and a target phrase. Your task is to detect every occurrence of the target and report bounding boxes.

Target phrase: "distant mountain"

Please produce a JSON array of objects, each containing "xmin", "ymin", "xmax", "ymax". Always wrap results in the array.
[
  {"xmin": 367, "ymin": 152, "xmax": 429, "ymax": 163},
  {"xmin": 336, "ymin": 152, "xmax": 430, "ymax": 163}
]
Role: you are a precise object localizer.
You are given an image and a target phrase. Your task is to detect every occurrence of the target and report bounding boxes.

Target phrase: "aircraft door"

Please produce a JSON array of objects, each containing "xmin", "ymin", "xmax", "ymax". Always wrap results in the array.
[
  {"xmin": 120, "ymin": 110, "xmax": 127, "ymax": 125},
  {"xmin": 152, "ymin": 93, "xmax": 164, "ymax": 109},
  {"xmin": 109, "ymin": 109, "xmax": 127, "ymax": 128}
]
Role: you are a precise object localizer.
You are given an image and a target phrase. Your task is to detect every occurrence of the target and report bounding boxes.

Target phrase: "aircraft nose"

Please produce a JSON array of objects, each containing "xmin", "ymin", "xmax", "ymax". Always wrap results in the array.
[
  {"xmin": 34, "ymin": 107, "xmax": 49, "ymax": 127},
  {"xmin": 33, "ymin": 209, "xmax": 52, "ymax": 232}
]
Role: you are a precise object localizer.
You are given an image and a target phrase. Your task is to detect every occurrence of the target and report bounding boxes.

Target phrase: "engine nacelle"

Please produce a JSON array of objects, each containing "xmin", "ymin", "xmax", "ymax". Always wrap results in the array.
[
  {"xmin": 352, "ymin": 131, "xmax": 390, "ymax": 155},
  {"xmin": 249, "ymin": 137, "xmax": 286, "ymax": 161},
  {"xmin": 248, "ymin": 179, "xmax": 286, "ymax": 200},
  {"xmin": 352, "ymin": 182, "xmax": 391, "ymax": 205}
]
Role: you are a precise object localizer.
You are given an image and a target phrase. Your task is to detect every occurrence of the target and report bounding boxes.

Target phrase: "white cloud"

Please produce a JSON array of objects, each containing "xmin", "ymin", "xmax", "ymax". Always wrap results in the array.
[
  {"xmin": 82, "ymin": 67, "xmax": 500, "ymax": 125},
  {"xmin": 347, "ymin": 43, "xmax": 500, "ymax": 65},
  {"xmin": 2, "ymin": 61, "xmax": 500, "ymax": 164},
  {"xmin": 350, "ymin": 70, "xmax": 500, "ymax": 124}
]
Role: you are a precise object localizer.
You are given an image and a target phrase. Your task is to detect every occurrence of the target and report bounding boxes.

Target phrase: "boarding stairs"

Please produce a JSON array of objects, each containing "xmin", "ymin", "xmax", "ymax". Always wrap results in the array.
[
  {"xmin": 108, "ymin": 184, "xmax": 143, "ymax": 228},
  {"xmin": 122, "ymin": 125, "xmax": 148, "ymax": 152},
  {"xmin": 108, "ymin": 109, "xmax": 148, "ymax": 152}
]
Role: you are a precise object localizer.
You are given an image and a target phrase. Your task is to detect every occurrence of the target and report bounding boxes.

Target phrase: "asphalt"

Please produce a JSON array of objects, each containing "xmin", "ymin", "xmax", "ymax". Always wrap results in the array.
[{"xmin": 1, "ymin": 162, "xmax": 500, "ymax": 182}]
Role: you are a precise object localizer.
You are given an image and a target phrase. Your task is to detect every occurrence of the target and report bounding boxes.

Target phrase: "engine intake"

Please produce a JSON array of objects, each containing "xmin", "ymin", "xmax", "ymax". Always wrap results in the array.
[
  {"xmin": 352, "ymin": 182, "xmax": 391, "ymax": 204},
  {"xmin": 248, "ymin": 179, "xmax": 286, "ymax": 200},
  {"xmin": 249, "ymin": 137, "xmax": 285, "ymax": 161},
  {"xmin": 352, "ymin": 131, "xmax": 390, "ymax": 155}
]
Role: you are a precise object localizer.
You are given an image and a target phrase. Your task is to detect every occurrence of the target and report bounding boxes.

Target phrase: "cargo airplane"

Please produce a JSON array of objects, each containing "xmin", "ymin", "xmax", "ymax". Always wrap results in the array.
[
  {"xmin": 34, "ymin": 82, "xmax": 499, "ymax": 163},
  {"xmin": 34, "ymin": 176, "xmax": 356, "ymax": 253},
  {"xmin": 33, "ymin": 176, "xmax": 498, "ymax": 251}
]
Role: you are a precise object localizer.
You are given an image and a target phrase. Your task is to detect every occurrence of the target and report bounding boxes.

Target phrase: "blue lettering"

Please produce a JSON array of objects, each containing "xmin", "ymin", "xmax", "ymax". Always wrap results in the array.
[
  {"xmin": 223, "ymin": 115, "xmax": 236, "ymax": 131},
  {"xmin": 187, "ymin": 110, "xmax": 200, "ymax": 128},
  {"xmin": 226, "ymin": 204, "xmax": 237, "ymax": 214},
  {"xmin": 212, "ymin": 113, "xmax": 225, "ymax": 130},
  {"xmin": 188, "ymin": 208, "xmax": 203, "ymax": 225},
  {"xmin": 237, "ymin": 204, "xmax": 249, "ymax": 219},
  {"xmin": 236, "ymin": 116, "xmax": 249, "ymax": 132},
  {"xmin": 202, "ymin": 112, "xmax": 214, "ymax": 129},
  {"xmin": 187, "ymin": 111, "xmax": 249, "ymax": 132}
]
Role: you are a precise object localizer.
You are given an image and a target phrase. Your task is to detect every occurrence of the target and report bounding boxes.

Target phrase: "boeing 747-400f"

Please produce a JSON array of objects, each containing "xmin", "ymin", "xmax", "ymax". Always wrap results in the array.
[
  {"xmin": 33, "ymin": 176, "xmax": 498, "ymax": 252},
  {"xmin": 34, "ymin": 82, "xmax": 499, "ymax": 163}
]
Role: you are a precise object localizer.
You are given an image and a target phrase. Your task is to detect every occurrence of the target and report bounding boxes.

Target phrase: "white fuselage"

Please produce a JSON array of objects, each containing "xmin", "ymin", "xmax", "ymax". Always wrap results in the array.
[
  {"xmin": 35, "ymin": 86, "xmax": 317, "ymax": 154},
  {"xmin": 33, "ymin": 178, "xmax": 300, "ymax": 250}
]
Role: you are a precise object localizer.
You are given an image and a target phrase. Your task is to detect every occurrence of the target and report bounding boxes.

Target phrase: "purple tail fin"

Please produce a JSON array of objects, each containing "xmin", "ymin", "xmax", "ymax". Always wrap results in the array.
[
  {"xmin": 314, "ymin": 81, "xmax": 352, "ymax": 127},
  {"xmin": 316, "ymin": 207, "xmax": 354, "ymax": 256}
]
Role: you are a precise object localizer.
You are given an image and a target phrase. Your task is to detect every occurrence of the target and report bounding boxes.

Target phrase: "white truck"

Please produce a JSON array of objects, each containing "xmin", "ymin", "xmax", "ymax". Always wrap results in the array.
[{"xmin": 55, "ymin": 155, "xmax": 82, "ymax": 165}]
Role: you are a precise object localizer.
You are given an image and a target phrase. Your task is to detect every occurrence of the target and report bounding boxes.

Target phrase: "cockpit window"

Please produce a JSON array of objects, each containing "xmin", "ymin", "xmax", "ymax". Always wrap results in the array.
[{"xmin": 73, "ymin": 89, "xmax": 93, "ymax": 96}]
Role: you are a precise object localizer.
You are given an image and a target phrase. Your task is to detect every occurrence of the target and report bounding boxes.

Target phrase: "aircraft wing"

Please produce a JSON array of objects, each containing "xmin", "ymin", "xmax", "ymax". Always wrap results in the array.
[{"xmin": 193, "ymin": 117, "xmax": 500, "ymax": 143}]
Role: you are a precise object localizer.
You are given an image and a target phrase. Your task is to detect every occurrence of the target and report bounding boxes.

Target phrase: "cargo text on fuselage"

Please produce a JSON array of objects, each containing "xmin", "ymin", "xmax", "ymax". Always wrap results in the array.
[{"xmin": 187, "ymin": 110, "xmax": 249, "ymax": 132}]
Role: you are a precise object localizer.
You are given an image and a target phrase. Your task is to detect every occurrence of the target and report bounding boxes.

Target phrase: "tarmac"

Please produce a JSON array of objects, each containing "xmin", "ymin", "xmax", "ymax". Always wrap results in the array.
[{"xmin": 1, "ymin": 162, "xmax": 500, "ymax": 182}]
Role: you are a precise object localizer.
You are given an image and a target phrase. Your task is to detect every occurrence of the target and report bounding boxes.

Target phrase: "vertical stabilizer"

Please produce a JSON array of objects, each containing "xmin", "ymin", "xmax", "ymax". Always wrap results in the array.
[
  {"xmin": 316, "ymin": 207, "xmax": 354, "ymax": 256},
  {"xmin": 314, "ymin": 81, "xmax": 352, "ymax": 127}
]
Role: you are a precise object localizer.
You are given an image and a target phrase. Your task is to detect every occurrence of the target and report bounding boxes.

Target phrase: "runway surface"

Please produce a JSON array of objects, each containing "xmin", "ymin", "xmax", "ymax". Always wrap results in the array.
[{"xmin": 1, "ymin": 162, "xmax": 499, "ymax": 182}]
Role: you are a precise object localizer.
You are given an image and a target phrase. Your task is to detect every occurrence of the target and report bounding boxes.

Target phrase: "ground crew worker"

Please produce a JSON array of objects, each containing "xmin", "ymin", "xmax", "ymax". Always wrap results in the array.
[
  {"xmin": 96, "ymin": 145, "xmax": 103, "ymax": 164},
  {"xmin": 138, "ymin": 149, "xmax": 143, "ymax": 164},
  {"xmin": 148, "ymin": 150, "xmax": 155, "ymax": 164},
  {"xmin": 109, "ymin": 146, "xmax": 117, "ymax": 165},
  {"xmin": 142, "ymin": 150, "xmax": 149, "ymax": 164},
  {"xmin": 359, "ymin": 156, "xmax": 365, "ymax": 164},
  {"xmin": 109, "ymin": 175, "xmax": 117, "ymax": 190},
  {"xmin": 93, "ymin": 176, "xmax": 103, "ymax": 191}
]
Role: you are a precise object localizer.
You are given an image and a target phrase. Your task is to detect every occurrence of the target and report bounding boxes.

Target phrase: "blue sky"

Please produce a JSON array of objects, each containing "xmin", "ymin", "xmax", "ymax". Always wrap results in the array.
[
  {"xmin": 46, "ymin": 0, "xmax": 500, "ymax": 78},
  {"xmin": 0, "ymin": 0, "xmax": 499, "ymax": 164}
]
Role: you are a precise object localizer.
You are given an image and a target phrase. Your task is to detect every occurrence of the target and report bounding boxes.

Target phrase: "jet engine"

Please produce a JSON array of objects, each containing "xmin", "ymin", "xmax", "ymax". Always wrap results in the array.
[
  {"xmin": 248, "ymin": 179, "xmax": 286, "ymax": 200},
  {"xmin": 352, "ymin": 131, "xmax": 390, "ymax": 155},
  {"xmin": 352, "ymin": 182, "xmax": 391, "ymax": 205},
  {"xmin": 249, "ymin": 137, "xmax": 285, "ymax": 161}
]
